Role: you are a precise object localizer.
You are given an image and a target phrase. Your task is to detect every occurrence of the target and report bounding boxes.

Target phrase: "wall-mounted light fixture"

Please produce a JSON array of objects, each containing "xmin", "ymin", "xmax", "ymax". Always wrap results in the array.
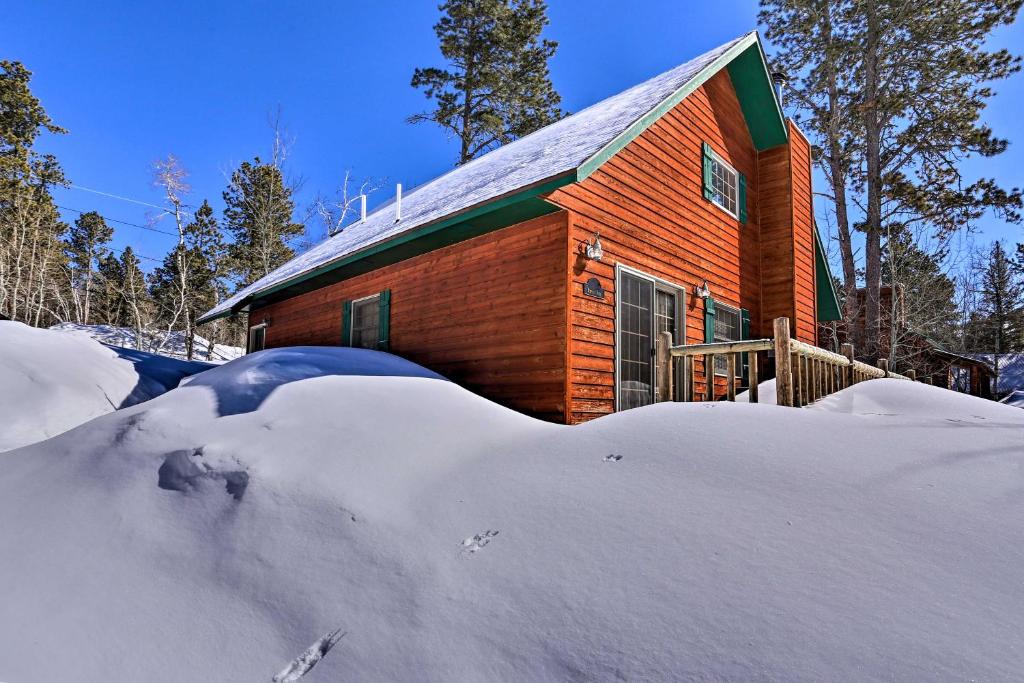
[
  {"xmin": 584, "ymin": 231, "xmax": 603, "ymax": 261},
  {"xmin": 695, "ymin": 279, "xmax": 711, "ymax": 300}
]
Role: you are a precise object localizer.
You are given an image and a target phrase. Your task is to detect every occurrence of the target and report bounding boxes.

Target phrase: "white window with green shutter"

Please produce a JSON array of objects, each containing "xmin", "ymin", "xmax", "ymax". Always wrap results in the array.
[
  {"xmin": 340, "ymin": 289, "xmax": 391, "ymax": 350},
  {"xmin": 701, "ymin": 142, "xmax": 747, "ymax": 222},
  {"xmin": 704, "ymin": 299, "xmax": 750, "ymax": 381}
]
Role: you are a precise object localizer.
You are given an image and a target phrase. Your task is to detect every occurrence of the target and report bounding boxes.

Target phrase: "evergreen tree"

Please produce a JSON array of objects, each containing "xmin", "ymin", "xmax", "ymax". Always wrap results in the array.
[
  {"xmin": 93, "ymin": 252, "xmax": 124, "ymax": 326},
  {"xmin": 410, "ymin": 0, "xmax": 564, "ymax": 164},
  {"xmin": 0, "ymin": 60, "xmax": 70, "ymax": 325},
  {"xmin": 760, "ymin": 0, "xmax": 1023, "ymax": 359},
  {"xmin": 64, "ymin": 211, "xmax": 113, "ymax": 323},
  {"xmin": 118, "ymin": 246, "xmax": 151, "ymax": 349},
  {"xmin": 972, "ymin": 241, "xmax": 1024, "ymax": 393},
  {"xmin": 150, "ymin": 199, "xmax": 225, "ymax": 359},
  {"xmin": 223, "ymin": 158, "xmax": 303, "ymax": 289}
]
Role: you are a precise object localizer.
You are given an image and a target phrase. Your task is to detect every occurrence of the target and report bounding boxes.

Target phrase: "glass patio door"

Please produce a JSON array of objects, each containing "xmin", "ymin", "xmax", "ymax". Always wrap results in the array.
[{"xmin": 617, "ymin": 269, "xmax": 682, "ymax": 411}]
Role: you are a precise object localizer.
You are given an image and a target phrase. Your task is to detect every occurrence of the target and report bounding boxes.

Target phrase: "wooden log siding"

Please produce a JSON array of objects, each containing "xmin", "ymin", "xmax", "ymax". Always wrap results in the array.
[
  {"xmin": 758, "ymin": 120, "xmax": 818, "ymax": 345},
  {"xmin": 549, "ymin": 70, "xmax": 764, "ymax": 423},
  {"xmin": 248, "ymin": 211, "xmax": 570, "ymax": 423}
]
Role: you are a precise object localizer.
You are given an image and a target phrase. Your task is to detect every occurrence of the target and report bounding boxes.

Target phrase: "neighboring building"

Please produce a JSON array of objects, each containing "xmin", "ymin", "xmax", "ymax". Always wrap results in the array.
[
  {"xmin": 198, "ymin": 31, "xmax": 840, "ymax": 423},
  {"xmin": 821, "ymin": 286, "xmax": 994, "ymax": 399}
]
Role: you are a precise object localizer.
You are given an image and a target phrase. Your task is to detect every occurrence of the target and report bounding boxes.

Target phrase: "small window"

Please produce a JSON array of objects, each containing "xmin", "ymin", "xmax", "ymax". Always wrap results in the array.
[
  {"xmin": 350, "ymin": 295, "xmax": 380, "ymax": 349},
  {"xmin": 248, "ymin": 324, "xmax": 266, "ymax": 353},
  {"xmin": 709, "ymin": 149, "xmax": 738, "ymax": 217},
  {"xmin": 713, "ymin": 302, "xmax": 741, "ymax": 375}
]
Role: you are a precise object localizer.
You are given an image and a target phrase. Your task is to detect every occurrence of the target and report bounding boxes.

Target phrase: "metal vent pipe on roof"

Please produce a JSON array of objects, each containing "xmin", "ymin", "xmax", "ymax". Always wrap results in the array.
[
  {"xmin": 395, "ymin": 184, "xmax": 402, "ymax": 222},
  {"xmin": 360, "ymin": 194, "xmax": 367, "ymax": 222},
  {"xmin": 771, "ymin": 71, "xmax": 788, "ymax": 109}
]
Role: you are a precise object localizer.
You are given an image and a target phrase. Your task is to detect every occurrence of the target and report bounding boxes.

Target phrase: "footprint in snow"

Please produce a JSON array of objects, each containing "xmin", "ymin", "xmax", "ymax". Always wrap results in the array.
[
  {"xmin": 461, "ymin": 530, "xmax": 499, "ymax": 556},
  {"xmin": 273, "ymin": 628, "xmax": 346, "ymax": 682},
  {"xmin": 604, "ymin": 454, "xmax": 623, "ymax": 462}
]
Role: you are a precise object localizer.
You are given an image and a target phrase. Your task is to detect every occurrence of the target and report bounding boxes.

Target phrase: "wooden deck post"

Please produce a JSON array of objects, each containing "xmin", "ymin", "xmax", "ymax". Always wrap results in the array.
[
  {"xmin": 726, "ymin": 353, "xmax": 737, "ymax": 401},
  {"xmin": 878, "ymin": 358, "xmax": 889, "ymax": 377},
  {"xmin": 774, "ymin": 317, "xmax": 794, "ymax": 407},
  {"xmin": 656, "ymin": 331, "xmax": 673, "ymax": 403},
  {"xmin": 706, "ymin": 355, "xmax": 716, "ymax": 402},
  {"xmin": 840, "ymin": 344, "xmax": 854, "ymax": 387},
  {"xmin": 749, "ymin": 352, "xmax": 759, "ymax": 404},
  {"xmin": 906, "ymin": 369, "xmax": 916, "ymax": 381}
]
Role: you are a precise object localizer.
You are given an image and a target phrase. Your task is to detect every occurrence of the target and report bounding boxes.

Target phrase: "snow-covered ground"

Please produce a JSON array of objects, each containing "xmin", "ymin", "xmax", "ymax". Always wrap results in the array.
[
  {"xmin": 2, "ymin": 343, "xmax": 1024, "ymax": 680},
  {"xmin": 51, "ymin": 322, "xmax": 244, "ymax": 361},
  {"xmin": 0, "ymin": 322, "xmax": 211, "ymax": 451}
]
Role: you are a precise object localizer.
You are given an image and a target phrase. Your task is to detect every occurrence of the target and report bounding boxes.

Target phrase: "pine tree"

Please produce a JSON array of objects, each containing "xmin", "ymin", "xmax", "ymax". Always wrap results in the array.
[
  {"xmin": 760, "ymin": 0, "xmax": 1024, "ymax": 359},
  {"xmin": 93, "ymin": 252, "xmax": 124, "ymax": 326},
  {"xmin": 0, "ymin": 60, "xmax": 69, "ymax": 325},
  {"xmin": 118, "ymin": 246, "xmax": 151, "ymax": 349},
  {"xmin": 223, "ymin": 158, "xmax": 303, "ymax": 289},
  {"xmin": 150, "ymin": 199, "xmax": 225, "ymax": 359},
  {"xmin": 64, "ymin": 211, "xmax": 113, "ymax": 323},
  {"xmin": 973, "ymin": 241, "xmax": 1024, "ymax": 393},
  {"xmin": 410, "ymin": 0, "xmax": 564, "ymax": 164}
]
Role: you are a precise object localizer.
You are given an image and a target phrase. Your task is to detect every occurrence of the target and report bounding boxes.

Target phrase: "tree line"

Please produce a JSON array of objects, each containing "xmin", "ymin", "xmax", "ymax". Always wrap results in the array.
[
  {"xmin": 760, "ymin": 0, "xmax": 1023, "ymax": 381},
  {"xmin": 0, "ymin": 60, "xmax": 304, "ymax": 358}
]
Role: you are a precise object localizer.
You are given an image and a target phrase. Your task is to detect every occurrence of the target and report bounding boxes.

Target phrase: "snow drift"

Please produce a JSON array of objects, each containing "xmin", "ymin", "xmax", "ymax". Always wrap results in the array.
[
  {"xmin": 51, "ymin": 322, "xmax": 244, "ymax": 361},
  {"xmin": 0, "ymin": 322, "xmax": 210, "ymax": 451},
  {"xmin": 2, "ymin": 345, "xmax": 1024, "ymax": 681}
]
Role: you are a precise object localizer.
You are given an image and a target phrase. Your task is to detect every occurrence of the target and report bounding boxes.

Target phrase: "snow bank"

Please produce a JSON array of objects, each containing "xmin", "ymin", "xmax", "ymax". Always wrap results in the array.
[
  {"xmin": 0, "ymin": 322, "xmax": 211, "ymax": 451},
  {"xmin": 2, "ymin": 347, "xmax": 1024, "ymax": 680},
  {"xmin": 51, "ymin": 322, "xmax": 244, "ymax": 361}
]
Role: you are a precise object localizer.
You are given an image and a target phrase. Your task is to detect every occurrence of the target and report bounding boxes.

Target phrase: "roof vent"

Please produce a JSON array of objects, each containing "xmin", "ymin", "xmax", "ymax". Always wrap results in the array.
[{"xmin": 395, "ymin": 184, "xmax": 402, "ymax": 223}]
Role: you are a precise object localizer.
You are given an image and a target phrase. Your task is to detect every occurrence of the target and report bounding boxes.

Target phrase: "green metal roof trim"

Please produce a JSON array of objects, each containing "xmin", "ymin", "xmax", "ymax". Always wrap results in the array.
[
  {"xmin": 814, "ymin": 224, "xmax": 842, "ymax": 322},
  {"xmin": 578, "ymin": 34, "xmax": 787, "ymax": 180},
  {"xmin": 201, "ymin": 173, "xmax": 574, "ymax": 321}
]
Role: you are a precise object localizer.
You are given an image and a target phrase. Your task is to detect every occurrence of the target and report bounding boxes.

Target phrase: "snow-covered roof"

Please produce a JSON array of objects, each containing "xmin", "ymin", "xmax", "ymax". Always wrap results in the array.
[{"xmin": 200, "ymin": 32, "xmax": 762, "ymax": 323}]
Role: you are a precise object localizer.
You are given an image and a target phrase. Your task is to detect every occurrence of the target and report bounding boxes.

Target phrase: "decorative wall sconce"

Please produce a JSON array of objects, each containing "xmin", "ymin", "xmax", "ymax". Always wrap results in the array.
[
  {"xmin": 584, "ymin": 232, "xmax": 603, "ymax": 261},
  {"xmin": 695, "ymin": 279, "xmax": 711, "ymax": 300}
]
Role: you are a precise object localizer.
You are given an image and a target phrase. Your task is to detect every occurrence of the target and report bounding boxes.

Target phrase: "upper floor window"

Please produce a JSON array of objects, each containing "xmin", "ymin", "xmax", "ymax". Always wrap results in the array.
[
  {"xmin": 701, "ymin": 142, "xmax": 746, "ymax": 222},
  {"xmin": 708, "ymin": 149, "xmax": 738, "ymax": 217}
]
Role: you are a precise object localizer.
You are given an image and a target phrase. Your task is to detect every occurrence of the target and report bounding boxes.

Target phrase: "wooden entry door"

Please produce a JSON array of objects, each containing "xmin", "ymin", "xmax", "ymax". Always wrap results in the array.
[{"xmin": 616, "ymin": 268, "xmax": 683, "ymax": 411}]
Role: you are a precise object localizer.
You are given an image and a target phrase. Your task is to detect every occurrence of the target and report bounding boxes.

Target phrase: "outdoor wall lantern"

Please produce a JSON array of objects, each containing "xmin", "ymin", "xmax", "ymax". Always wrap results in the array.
[
  {"xmin": 695, "ymin": 279, "xmax": 711, "ymax": 300},
  {"xmin": 584, "ymin": 231, "xmax": 603, "ymax": 261}
]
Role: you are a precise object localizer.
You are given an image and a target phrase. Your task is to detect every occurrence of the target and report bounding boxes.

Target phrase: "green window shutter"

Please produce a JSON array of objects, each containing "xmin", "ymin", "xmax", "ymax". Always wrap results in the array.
[
  {"xmin": 704, "ymin": 298, "xmax": 716, "ymax": 344},
  {"xmin": 740, "ymin": 308, "xmax": 751, "ymax": 385},
  {"xmin": 701, "ymin": 142, "xmax": 714, "ymax": 201},
  {"xmin": 340, "ymin": 300, "xmax": 352, "ymax": 346},
  {"xmin": 377, "ymin": 289, "xmax": 391, "ymax": 351},
  {"xmin": 738, "ymin": 172, "xmax": 748, "ymax": 223}
]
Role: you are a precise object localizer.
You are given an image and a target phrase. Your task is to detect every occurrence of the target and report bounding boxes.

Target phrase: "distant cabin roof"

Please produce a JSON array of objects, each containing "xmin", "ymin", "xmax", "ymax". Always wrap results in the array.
[{"xmin": 200, "ymin": 31, "xmax": 784, "ymax": 323}]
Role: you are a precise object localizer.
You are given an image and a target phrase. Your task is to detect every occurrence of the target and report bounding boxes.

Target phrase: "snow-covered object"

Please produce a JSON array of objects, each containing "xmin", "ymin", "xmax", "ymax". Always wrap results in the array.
[
  {"xmin": 199, "ymin": 33, "xmax": 753, "ymax": 322},
  {"xmin": 2, "ymin": 345, "xmax": 1024, "ymax": 680},
  {"xmin": 970, "ymin": 352, "xmax": 1024, "ymax": 394},
  {"xmin": 0, "ymin": 322, "xmax": 209, "ymax": 451},
  {"xmin": 50, "ymin": 322, "xmax": 244, "ymax": 362},
  {"xmin": 1000, "ymin": 389, "xmax": 1024, "ymax": 408}
]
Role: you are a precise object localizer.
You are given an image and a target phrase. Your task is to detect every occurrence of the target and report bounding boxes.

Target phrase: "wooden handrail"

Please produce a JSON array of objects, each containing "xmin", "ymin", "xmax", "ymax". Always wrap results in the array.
[{"xmin": 654, "ymin": 316, "xmax": 915, "ymax": 408}]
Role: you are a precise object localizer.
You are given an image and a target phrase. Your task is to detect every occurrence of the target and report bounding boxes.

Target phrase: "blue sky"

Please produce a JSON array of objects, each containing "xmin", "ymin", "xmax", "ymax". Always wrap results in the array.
[{"xmin": 3, "ymin": 1, "xmax": 1022, "ymax": 272}]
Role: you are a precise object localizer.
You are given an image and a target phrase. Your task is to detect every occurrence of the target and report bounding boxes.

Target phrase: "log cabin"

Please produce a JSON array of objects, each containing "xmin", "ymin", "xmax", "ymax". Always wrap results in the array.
[{"xmin": 198, "ymin": 31, "xmax": 841, "ymax": 424}]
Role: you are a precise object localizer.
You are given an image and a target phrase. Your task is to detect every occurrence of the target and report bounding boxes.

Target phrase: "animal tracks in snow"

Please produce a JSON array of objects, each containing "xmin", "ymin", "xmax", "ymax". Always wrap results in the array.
[
  {"xmin": 603, "ymin": 454, "xmax": 623, "ymax": 462},
  {"xmin": 461, "ymin": 530, "xmax": 499, "ymax": 556}
]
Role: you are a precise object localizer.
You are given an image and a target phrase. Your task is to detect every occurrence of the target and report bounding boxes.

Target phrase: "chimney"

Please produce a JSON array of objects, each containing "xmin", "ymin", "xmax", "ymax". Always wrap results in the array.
[
  {"xmin": 395, "ymin": 183, "xmax": 402, "ymax": 222},
  {"xmin": 771, "ymin": 71, "xmax": 788, "ymax": 109}
]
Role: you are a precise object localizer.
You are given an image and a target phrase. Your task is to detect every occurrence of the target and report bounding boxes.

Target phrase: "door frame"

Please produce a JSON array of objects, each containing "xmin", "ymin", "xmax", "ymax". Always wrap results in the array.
[{"xmin": 613, "ymin": 264, "xmax": 687, "ymax": 412}]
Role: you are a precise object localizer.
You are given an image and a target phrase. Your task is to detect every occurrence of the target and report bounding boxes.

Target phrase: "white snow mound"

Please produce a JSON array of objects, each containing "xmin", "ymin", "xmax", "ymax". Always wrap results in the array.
[
  {"xmin": 2, "ymin": 347, "xmax": 1024, "ymax": 681},
  {"xmin": 0, "ymin": 322, "xmax": 208, "ymax": 451}
]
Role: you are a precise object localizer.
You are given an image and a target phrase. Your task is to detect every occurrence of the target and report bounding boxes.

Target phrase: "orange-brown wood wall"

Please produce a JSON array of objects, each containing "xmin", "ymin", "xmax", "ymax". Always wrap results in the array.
[
  {"xmin": 249, "ymin": 212, "xmax": 569, "ymax": 422},
  {"xmin": 547, "ymin": 70, "xmax": 764, "ymax": 423},
  {"xmin": 758, "ymin": 120, "xmax": 817, "ymax": 345}
]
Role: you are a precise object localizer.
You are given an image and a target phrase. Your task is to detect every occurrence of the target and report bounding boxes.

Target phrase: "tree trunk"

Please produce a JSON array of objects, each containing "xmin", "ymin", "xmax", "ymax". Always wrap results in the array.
[{"xmin": 861, "ymin": 0, "xmax": 884, "ymax": 361}]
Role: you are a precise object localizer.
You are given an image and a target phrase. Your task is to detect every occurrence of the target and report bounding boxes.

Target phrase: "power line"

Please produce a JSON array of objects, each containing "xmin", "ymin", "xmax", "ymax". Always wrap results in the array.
[{"xmin": 57, "ymin": 205, "xmax": 180, "ymax": 237}]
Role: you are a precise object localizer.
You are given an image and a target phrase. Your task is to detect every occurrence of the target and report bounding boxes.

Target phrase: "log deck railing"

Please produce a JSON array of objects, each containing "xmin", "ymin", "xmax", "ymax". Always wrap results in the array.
[{"xmin": 655, "ymin": 317, "xmax": 914, "ymax": 407}]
